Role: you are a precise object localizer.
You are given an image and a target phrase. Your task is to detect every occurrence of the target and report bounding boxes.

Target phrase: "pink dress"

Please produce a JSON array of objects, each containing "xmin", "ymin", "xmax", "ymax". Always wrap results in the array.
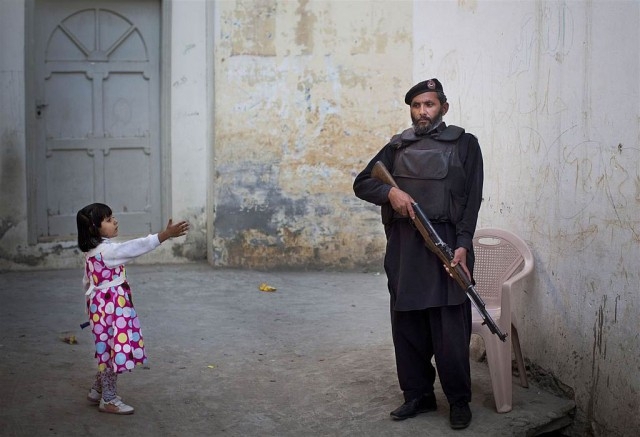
[{"xmin": 83, "ymin": 235, "xmax": 160, "ymax": 373}]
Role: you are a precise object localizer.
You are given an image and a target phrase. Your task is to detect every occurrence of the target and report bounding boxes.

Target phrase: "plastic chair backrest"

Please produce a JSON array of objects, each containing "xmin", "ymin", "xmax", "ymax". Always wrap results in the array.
[{"xmin": 473, "ymin": 228, "xmax": 534, "ymax": 308}]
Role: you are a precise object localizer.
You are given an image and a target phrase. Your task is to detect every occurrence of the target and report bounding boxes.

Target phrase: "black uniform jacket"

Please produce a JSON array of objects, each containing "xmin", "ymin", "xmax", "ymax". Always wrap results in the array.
[{"xmin": 353, "ymin": 123, "xmax": 484, "ymax": 311}]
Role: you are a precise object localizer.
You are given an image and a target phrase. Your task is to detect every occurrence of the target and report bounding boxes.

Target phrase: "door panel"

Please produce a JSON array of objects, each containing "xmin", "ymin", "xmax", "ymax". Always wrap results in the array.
[{"xmin": 34, "ymin": 0, "xmax": 160, "ymax": 239}]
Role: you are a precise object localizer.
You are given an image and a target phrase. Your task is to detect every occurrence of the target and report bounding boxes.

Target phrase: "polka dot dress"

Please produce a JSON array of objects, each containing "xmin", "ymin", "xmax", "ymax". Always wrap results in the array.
[{"xmin": 85, "ymin": 252, "xmax": 147, "ymax": 373}]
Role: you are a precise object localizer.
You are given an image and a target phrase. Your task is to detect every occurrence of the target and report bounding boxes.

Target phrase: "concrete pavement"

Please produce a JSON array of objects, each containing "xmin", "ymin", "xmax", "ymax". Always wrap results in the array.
[{"xmin": 0, "ymin": 263, "xmax": 574, "ymax": 436}]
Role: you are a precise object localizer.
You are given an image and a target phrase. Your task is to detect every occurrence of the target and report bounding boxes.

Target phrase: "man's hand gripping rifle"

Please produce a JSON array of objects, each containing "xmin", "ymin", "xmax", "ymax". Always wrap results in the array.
[{"xmin": 371, "ymin": 161, "xmax": 507, "ymax": 342}]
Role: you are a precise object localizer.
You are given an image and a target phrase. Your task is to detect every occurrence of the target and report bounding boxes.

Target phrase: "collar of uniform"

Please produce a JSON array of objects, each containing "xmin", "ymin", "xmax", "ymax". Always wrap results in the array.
[{"xmin": 398, "ymin": 122, "xmax": 448, "ymax": 143}]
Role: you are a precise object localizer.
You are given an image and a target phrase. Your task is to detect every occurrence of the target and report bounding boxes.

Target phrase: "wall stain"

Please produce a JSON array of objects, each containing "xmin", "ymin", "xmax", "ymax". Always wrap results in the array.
[
  {"xmin": 589, "ymin": 293, "xmax": 611, "ymax": 430},
  {"xmin": 294, "ymin": 0, "xmax": 315, "ymax": 54},
  {"xmin": 0, "ymin": 218, "xmax": 17, "ymax": 240},
  {"xmin": 227, "ymin": 0, "xmax": 277, "ymax": 56}
]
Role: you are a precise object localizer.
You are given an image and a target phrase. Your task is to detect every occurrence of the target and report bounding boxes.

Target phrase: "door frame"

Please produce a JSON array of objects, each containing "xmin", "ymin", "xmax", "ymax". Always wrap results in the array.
[{"xmin": 24, "ymin": 0, "xmax": 172, "ymax": 243}]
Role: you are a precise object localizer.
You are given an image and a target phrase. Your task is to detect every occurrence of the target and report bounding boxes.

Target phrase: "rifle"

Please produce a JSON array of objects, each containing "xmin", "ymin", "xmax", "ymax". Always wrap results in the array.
[{"xmin": 371, "ymin": 161, "xmax": 507, "ymax": 342}]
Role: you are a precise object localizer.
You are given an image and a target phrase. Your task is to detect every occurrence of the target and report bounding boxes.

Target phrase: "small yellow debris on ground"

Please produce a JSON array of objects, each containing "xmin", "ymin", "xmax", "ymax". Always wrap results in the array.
[
  {"xmin": 258, "ymin": 283, "xmax": 277, "ymax": 292},
  {"xmin": 61, "ymin": 335, "xmax": 77, "ymax": 344}
]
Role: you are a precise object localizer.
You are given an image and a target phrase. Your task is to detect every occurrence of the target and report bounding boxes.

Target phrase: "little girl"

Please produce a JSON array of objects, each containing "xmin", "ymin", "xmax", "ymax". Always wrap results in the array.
[{"xmin": 77, "ymin": 203, "xmax": 189, "ymax": 415}]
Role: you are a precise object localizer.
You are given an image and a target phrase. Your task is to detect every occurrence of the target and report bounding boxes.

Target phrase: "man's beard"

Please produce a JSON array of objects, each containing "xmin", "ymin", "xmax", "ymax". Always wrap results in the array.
[{"xmin": 412, "ymin": 111, "xmax": 444, "ymax": 136}]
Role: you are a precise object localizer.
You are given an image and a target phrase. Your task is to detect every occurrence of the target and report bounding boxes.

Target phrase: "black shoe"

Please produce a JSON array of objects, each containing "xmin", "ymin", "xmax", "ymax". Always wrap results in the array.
[
  {"xmin": 390, "ymin": 393, "xmax": 437, "ymax": 421},
  {"xmin": 449, "ymin": 401, "xmax": 472, "ymax": 429}
]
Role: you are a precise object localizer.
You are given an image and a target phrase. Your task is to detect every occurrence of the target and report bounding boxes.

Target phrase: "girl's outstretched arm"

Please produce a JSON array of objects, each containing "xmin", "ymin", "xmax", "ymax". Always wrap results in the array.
[
  {"xmin": 158, "ymin": 219, "xmax": 189, "ymax": 243},
  {"xmin": 97, "ymin": 220, "xmax": 190, "ymax": 267}
]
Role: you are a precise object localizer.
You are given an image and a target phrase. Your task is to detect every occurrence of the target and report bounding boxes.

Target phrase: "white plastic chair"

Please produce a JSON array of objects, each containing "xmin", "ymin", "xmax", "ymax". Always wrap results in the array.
[{"xmin": 471, "ymin": 228, "xmax": 534, "ymax": 413}]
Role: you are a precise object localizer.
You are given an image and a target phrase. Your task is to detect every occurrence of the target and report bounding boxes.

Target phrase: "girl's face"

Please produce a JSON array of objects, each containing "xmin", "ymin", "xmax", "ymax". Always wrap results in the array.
[{"xmin": 98, "ymin": 215, "xmax": 118, "ymax": 238}]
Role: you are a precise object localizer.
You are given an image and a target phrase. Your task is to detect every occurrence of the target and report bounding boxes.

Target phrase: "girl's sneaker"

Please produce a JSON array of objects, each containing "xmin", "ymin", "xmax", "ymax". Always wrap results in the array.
[
  {"xmin": 87, "ymin": 389, "xmax": 120, "ymax": 404},
  {"xmin": 87, "ymin": 388, "xmax": 102, "ymax": 404},
  {"xmin": 98, "ymin": 397, "xmax": 135, "ymax": 415}
]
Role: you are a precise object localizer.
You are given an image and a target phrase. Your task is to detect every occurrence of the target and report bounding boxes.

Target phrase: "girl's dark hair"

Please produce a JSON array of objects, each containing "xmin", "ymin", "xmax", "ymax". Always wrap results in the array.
[{"xmin": 76, "ymin": 203, "xmax": 112, "ymax": 252}]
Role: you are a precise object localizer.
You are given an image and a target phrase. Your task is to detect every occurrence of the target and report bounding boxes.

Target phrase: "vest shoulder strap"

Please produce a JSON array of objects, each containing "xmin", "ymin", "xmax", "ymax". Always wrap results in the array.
[
  {"xmin": 436, "ymin": 124, "xmax": 465, "ymax": 141},
  {"xmin": 388, "ymin": 133, "xmax": 403, "ymax": 149}
]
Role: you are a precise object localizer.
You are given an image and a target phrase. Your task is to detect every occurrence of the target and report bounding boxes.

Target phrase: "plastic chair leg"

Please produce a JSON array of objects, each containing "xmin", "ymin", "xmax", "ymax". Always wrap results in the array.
[
  {"xmin": 511, "ymin": 324, "xmax": 528, "ymax": 388},
  {"xmin": 483, "ymin": 331, "xmax": 513, "ymax": 413}
]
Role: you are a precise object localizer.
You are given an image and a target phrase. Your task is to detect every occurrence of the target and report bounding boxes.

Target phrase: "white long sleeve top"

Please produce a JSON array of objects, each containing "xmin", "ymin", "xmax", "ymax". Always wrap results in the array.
[
  {"xmin": 82, "ymin": 234, "xmax": 161, "ymax": 291},
  {"xmin": 86, "ymin": 234, "xmax": 161, "ymax": 268}
]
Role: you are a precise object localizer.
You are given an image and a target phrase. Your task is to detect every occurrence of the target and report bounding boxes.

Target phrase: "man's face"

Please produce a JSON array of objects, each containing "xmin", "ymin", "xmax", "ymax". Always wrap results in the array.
[{"xmin": 410, "ymin": 91, "xmax": 449, "ymax": 135}]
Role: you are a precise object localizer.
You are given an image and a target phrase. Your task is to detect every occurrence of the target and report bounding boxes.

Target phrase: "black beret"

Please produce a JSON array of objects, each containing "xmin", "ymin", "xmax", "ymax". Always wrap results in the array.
[{"xmin": 404, "ymin": 78, "xmax": 444, "ymax": 105}]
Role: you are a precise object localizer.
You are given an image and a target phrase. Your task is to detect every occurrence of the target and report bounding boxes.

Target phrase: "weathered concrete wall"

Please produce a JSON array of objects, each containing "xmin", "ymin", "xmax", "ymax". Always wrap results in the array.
[
  {"xmin": 0, "ymin": 0, "xmax": 30, "ymax": 266},
  {"xmin": 168, "ymin": 0, "xmax": 211, "ymax": 261},
  {"xmin": 211, "ymin": 0, "xmax": 410, "ymax": 269},
  {"xmin": 411, "ymin": 1, "xmax": 639, "ymax": 436}
]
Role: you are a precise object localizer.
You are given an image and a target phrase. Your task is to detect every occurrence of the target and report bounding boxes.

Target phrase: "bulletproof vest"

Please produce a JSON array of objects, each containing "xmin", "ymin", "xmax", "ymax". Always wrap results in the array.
[{"xmin": 391, "ymin": 130, "xmax": 467, "ymax": 223}]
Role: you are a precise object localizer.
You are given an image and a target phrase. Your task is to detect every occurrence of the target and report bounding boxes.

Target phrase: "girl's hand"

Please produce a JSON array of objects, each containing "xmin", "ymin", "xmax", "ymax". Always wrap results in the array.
[{"xmin": 158, "ymin": 219, "xmax": 189, "ymax": 243}]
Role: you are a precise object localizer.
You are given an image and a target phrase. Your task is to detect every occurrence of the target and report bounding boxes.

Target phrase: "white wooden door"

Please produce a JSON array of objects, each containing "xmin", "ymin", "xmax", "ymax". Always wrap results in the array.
[{"xmin": 33, "ymin": 0, "xmax": 161, "ymax": 239}]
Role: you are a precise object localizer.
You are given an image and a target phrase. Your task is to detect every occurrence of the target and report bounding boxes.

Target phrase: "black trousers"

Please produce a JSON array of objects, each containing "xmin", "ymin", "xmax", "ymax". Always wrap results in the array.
[{"xmin": 390, "ymin": 299, "xmax": 472, "ymax": 404}]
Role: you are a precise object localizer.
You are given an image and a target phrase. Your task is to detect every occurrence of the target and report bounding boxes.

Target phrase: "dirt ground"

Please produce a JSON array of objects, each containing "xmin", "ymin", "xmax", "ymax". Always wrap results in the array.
[{"xmin": 0, "ymin": 264, "xmax": 574, "ymax": 436}]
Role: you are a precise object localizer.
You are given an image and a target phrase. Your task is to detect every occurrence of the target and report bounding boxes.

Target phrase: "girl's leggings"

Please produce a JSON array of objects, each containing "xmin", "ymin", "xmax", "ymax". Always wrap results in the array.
[{"xmin": 91, "ymin": 369, "xmax": 118, "ymax": 402}]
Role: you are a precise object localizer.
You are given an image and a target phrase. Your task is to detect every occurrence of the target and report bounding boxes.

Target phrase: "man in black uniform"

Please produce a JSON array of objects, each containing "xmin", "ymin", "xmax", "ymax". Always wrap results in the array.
[{"xmin": 353, "ymin": 78, "xmax": 483, "ymax": 430}]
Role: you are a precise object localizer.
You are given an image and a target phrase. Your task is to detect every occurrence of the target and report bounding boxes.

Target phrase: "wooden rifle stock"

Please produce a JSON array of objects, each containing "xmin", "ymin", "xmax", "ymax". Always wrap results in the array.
[{"xmin": 371, "ymin": 161, "xmax": 507, "ymax": 342}]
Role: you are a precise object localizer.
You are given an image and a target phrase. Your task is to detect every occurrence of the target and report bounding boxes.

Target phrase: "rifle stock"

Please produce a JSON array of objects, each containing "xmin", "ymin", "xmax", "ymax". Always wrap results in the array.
[{"xmin": 371, "ymin": 161, "xmax": 507, "ymax": 342}]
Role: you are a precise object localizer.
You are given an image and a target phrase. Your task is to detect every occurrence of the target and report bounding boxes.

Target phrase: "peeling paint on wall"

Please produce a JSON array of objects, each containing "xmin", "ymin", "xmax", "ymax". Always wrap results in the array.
[
  {"xmin": 213, "ymin": 0, "xmax": 412, "ymax": 269},
  {"xmin": 226, "ymin": 0, "xmax": 276, "ymax": 56},
  {"xmin": 294, "ymin": 0, "xmax": 316, "ymax": 54}
]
